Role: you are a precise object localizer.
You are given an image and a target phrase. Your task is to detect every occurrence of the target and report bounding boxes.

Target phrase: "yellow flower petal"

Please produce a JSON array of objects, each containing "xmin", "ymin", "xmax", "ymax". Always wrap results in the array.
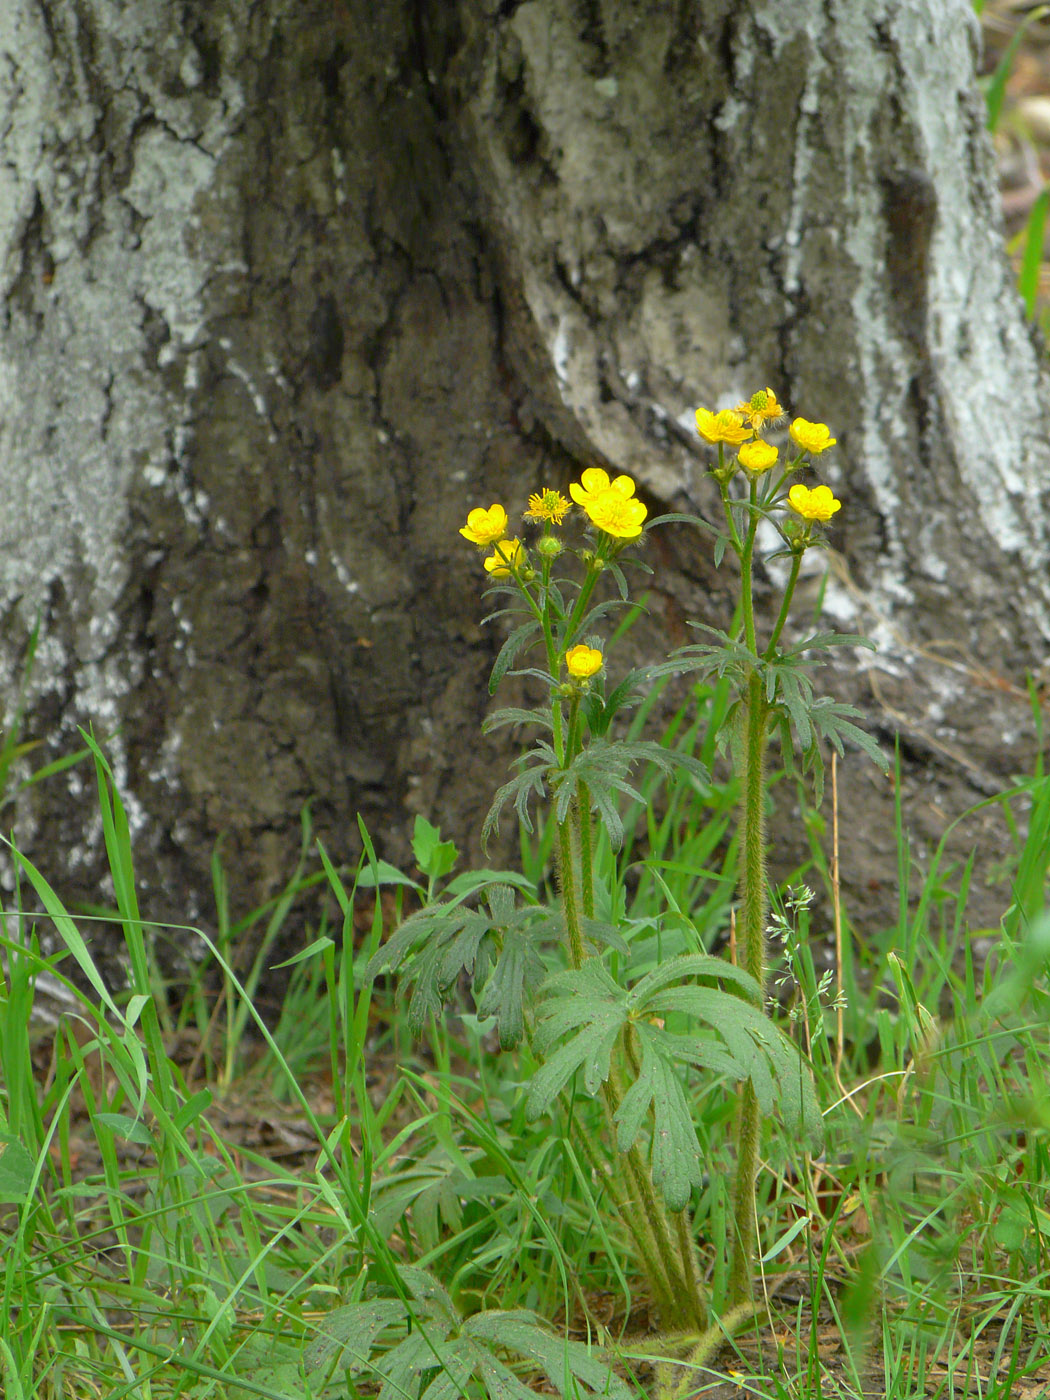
[
  {"xmin": 570, "ymin": 468, "xmax": 637, "ymax": 507},
  {"xmin": 737, "ymin": 439, "xmax": 779, "ymax": 474},
  {"xmin": 460, "ymin": 504, "xmax": 509, "ymax": 545},
  {"xmin": 583, "ymin": 490, "xmax": 648, "ymax": 539},
  {"xmin": 787, "ymin": 483, "xmax": 841, "ymax": 522},
  {"xmin": 565, "ymin": 644, "xmax": 604, "ymax": 679},
  {"xmin": 695, "ymin": 407, "xmax": 754, "ymax": 446},
  {"xmin": 789, "ymin": 419, "xmax": 837, "ymax": 455}
]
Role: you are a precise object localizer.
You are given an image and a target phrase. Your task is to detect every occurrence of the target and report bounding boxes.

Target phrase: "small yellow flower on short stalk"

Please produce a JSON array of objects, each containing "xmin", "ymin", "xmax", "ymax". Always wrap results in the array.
[
  {"xmin": 584, "ymin": 490, "xmax": 648, "ymax": 540},
  {"xmin": 565, "ymin": 644, "xmax": 604, "ymax": 679},
  {"xmin": 524, "ymin": 488, "xmax": 571, "ymax": 525},
  {"xmin": 736, "ymin": 388, "xmax": 786, "ymax": 430},
  {"xmin": 787, "ymin": 483, "xmax": 842, "ymax": 522},
  {"xmin": 737, "ymin": 439, "xmax": 779, "ymax": 475},
  {"xmin": 460, "ymin": 504, "xmax": 509, "ymax": 545},
  {"xmin": 569, "ymin": 468, "xmax": 637, "ymax": 509},
  {"xmin": 789, "ymin": 419, "xmax": 837, "ymax": 455},
  {"xmin": 483, "ymin": 538, "xmax": 526, "ymax": 576},
  {"xmin": 695, "ymin": 407, "xmax": 754, "ymax": 446}
]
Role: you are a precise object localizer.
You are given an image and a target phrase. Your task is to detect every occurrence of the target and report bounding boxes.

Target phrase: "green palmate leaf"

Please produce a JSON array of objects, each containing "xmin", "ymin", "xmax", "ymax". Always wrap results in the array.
[
  {"xmin": 307, "ymin": 1270, "xmax": 630, "ymax": 1400},
  {"xmin": 476, "ymin": 923, "xmax": 543, "ymax": 1048},
  {"xmin": 650, "ymin": 986, "xmax": 822, "ymax": 1140},
  {"xmin": 527, "ymin": 962, "xmax": 627, "ymax": 1112},
  {"xmin": 528, "ymin": 953, "xmax": 822, "ymax": 1206},
  {"xmin": 647, "ymin": 629, "xmax": 756, "ymax": 686},
  {"xmin": 377, "ymin": 1330, "xmax": 458, "ymax": 1400},
  {"xmin": 305, "ymin": 1299, "xmax": 406, "ymax": 1375},
  {"xmin": 362, "ymin": 887, "xmax": 549, "ymax": 1045},
  {"xmin": 781, "ymin": 630, "xmax": 877, "ymax": 657},
  {"xmin": 362, "ymin": 904, "xmax": 484, "ymax": 984},
  {"xmin": 807, "ymin": 696, "xmax": 887, "ymax": 769},
  {"xmin": 489, "ymin": 620, "xmax": 543, "ymax": 694},
  {"xmin": 413, "ymin": 1172, "xmax": 508, "ymax": 1253},
  {"xmin": 465, "ymin": 1312, "xmax": 632, "ymax": 1400},
  {"xmin": 482, "ymin": 706, "xmax": 555, "ymax": 735},
  {"xmin": 615, "ymin": 1046, "xmax": 703, "ymax": 1211},
  {"xmin": 482, "ymin": 742, "xmax": 557, "ymax": 847},
  {"xmin": 629, "ymin": 951, "xmax": 762, "ymax": 1006},
  {"xmin": 368, "ymin": 1150, "xmax": 510, "ymax": 1251},
  {"xmin": 775, "ymin": 666, "xmax": 815, "ymax": 748},
  {"xmin": 550, "ymin": 736, "xmax": 708, "ymax": 851}
]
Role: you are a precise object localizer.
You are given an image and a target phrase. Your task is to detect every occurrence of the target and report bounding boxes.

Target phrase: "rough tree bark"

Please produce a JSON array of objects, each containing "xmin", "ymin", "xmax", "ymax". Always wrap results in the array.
[{"xmin": 0, "ymin": 0, "xmax": 1045, "ymax": 958}]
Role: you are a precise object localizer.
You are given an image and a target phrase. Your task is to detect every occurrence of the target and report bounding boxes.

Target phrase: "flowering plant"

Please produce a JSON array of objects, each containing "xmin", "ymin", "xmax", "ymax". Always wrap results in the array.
[{"xmin": 360, "ymin": 390, "xmax": 883, "ymax": 1381}]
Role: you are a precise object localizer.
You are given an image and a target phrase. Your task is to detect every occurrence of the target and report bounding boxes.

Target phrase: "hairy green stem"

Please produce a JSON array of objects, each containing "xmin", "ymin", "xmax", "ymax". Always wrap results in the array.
[
  {"xmin": 738, "ymin": 477, "xmax": 761, "ymax": 656},
  {"xmin": 727, "ymin": 670, "xmax": 770, "ymax": 1305},
  {"xmin": 597, "ymin": 1080, "xmax": 679, "ymax": 1319},
  {"xmin": 557, "ymin": 819, "xmax": 586, "ymax": 971},
  {"xmin": 764, "ymin": 549, "xmax": 803, "ymax": 658},
  {"xmin": 609, "ymin": 1049, "xmax": 707, "ymax": 1331},
  {"xmin": 673, "ymin": 1208, "xmax": 705, "ymax": 1326},
  {"xmin": 577, "ymin": 781, "xmax": 595, "ymax": 920}
]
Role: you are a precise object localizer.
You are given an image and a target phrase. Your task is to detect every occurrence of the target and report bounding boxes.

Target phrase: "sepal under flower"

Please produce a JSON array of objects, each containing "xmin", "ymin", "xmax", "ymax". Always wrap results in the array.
[{"xmin": 484, "ymin": 538, "xmax": 526, "ymax": 575}]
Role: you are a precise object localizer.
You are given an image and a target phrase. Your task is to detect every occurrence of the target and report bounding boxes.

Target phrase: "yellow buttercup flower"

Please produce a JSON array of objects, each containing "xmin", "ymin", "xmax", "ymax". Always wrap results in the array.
[
  {"xmin": 787, "ymin": 484, "xmax": 841, "ymax": 522},
  {"xmin": 524, "ymin": 488, "xmax": 571, "ymax": 525},
  {"xmin": 460, "ymin": 504, "xmax": 509, "ymax": 546},
  {"xmin": 565, "ymin": 644, "xmax": 604, "ymax": 679},
  {"xmin": 569, "ymin": 468, "xmax": 637, "ymax": 508},
  {"xmin": 584, "ymin": 490, "xmax": 648, "ymax": 540},
  {"xmin": 737, "ymin": 439, "xmax": 779, "ymax": 474},
  {"xmin": 736, "ymin": 388, "xmax": 786, "ymax": 430},
  {"xmin": 789, "ymin": 419, "xmax": 837, "ymax": 455},
  {"xmin": 483, "ymin": 538, "xmax": 525, "ymax": 576},
  {"xmin": 695, "ymin": 407, "xmax": 754, "ymax": 446}
]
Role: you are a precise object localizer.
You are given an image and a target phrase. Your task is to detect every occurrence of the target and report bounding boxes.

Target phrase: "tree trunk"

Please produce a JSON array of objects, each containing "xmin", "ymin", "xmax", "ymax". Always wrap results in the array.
[{"xmin": 0, "ymin": 0, "xmax": 1044, "ymax": 952}]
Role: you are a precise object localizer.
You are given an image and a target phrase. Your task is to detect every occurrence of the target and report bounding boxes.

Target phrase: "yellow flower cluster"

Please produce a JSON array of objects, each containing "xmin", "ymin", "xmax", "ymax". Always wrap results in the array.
[
  {"xmin": 694, "ymin": 388, "xmax": 842, "ymax": 526},
  {"xmin": 459, "ymin": 467, "xmax": 649, "ymax": 578}
]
